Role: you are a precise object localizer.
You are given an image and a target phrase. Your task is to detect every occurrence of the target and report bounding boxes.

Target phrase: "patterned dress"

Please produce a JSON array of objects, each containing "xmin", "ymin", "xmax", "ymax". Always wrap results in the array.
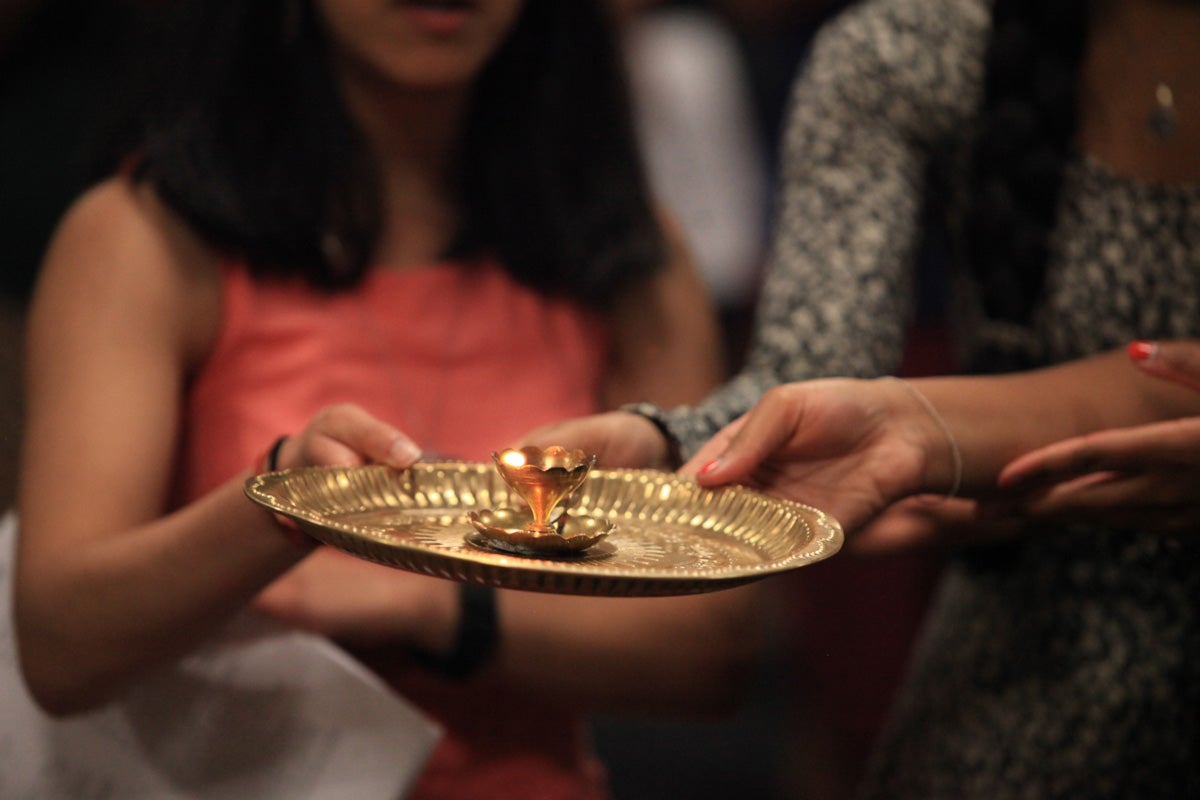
[{"xmin": 653, "ymin": 0, "xmax": 1200, "ymax": 795}]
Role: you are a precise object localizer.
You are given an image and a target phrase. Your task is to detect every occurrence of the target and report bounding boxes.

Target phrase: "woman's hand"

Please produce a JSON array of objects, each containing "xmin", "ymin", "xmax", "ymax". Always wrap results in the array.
[
  {"xmin": 994, "ymin": 340, "xmax": 1200, "ymax": 533},
  {"xmin": 681, "ymin": 379, "xmax": 945, "ymax": 534},
  {"xmin": 251, "ymin": 403, "xmax": 443, "ymax": 644},
  {"xmin": 516, "ymin": 410, "xmax": 675, "ymax": 469},
  {"xmin": 1127, "ymin": 338, "xmax": 1200, "ymax": 392},
  {"xmin": 994, "ymin": 416, "xmax": 1200, "ymax": 532},
  {"xmin": 269, "ymin": 402, "xmax": 423, "ymax": 472}
]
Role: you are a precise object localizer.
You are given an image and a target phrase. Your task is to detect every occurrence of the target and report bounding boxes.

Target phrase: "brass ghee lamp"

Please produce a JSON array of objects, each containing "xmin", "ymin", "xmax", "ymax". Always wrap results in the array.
[{"xmin": 467, "ymin": 445, "xmax": 614, "ymax": 556}]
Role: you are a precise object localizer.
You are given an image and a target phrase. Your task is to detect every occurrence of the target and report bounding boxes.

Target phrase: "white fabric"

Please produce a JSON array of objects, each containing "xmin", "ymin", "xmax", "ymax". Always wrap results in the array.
[
  {"xmin": 0, "ymin": 510, "xmax": 441, "ymax": 800},
  {"xmin": 626, "ymin": 8, "xmax": 769, "ymax": 307}
]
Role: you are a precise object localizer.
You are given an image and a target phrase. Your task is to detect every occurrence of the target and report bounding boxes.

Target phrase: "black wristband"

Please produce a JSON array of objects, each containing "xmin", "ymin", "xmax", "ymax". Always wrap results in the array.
[
  {"xmin": 266, "ymin": 435, "xmax": 288, "ymax": 471},
  {"xmin": 415, "ymin": 583, "xmax": 499, "ymax": 680},
  {"xmin": 619, "ymin": 402, "xmax": 683, "ymax": 468}
]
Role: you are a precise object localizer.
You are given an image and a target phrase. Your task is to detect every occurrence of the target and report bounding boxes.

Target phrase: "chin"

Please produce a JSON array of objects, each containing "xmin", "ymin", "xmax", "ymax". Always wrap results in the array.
[{"xmin": 390, "ymin": 55, "xmax": 491, "ymax": 89}]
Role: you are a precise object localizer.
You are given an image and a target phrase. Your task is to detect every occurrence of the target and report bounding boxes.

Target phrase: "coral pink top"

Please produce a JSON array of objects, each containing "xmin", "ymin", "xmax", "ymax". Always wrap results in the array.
[{"xmin": 177, "ymin": 260, "xmax": 611, "ymax": 800}]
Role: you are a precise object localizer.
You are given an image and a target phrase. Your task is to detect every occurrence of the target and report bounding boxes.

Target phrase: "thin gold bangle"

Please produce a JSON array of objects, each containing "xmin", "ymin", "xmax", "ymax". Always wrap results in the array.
[{"xmin": 882, "ymin": 377, "xmax": 963, "ymax": 500}]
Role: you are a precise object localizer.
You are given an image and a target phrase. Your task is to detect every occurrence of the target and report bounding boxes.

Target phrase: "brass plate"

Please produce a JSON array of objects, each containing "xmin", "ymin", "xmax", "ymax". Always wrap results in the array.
[{"xmin": 244, "ymin": 463, "xmax": 843, "ymax": 597}]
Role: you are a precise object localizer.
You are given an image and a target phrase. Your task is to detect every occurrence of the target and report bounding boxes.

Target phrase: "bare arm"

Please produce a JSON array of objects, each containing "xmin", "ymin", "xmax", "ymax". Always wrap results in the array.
[
  {"xmin": 15, "ymin": 180, "xmax": 417, "ymax": 715},
  {"xmin": 15, "ymin": 180, "xmax": 303, "ymax": 714},
  {"xmin": 848, "ymin": 348, "xmax": 1200, "ymax": 550},
  {"xmin": 990, "ymin": 340, "xmax": 1200, "ymax": 532},
  {"xmin": 912, "ymin": 350, "xmax": 1200, "ymax": 491},
  {"xmin": 685, "ymin": 349, "xmax": 1200, "ymax": 537},
  {"xmin": 602, "ymin": 211, "xmax": 725, "ymax": 408}
]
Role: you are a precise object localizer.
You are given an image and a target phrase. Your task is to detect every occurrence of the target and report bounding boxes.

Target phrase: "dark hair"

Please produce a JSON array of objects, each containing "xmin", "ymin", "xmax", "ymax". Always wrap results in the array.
[
  {"xmin": 113, "ymin": 0, "xmax": 662, "ymax": 308},
  {"xmin": 962, "ymin": 0, "xmax": 1090, "ymax": 323}
]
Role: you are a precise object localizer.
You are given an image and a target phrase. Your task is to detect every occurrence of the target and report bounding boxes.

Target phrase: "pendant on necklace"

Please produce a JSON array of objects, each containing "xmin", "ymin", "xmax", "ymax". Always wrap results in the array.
[{"xmin": 1148, "ymin": 82, "xmax": 1178, "ymax": 140}]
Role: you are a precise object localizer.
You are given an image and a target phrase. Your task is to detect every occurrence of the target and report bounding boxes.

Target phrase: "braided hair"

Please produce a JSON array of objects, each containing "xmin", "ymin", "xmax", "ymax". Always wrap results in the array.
[{"xmin": 963, "ymin": 0, "xmax": 1091, "ymax": 324}]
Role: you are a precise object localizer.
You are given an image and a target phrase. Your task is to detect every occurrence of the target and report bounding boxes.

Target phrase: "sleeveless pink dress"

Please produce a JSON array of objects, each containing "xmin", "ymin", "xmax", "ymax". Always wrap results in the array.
[{"xmin": 176, "ymin": 260, "xmax": 611, "ymax": 800}]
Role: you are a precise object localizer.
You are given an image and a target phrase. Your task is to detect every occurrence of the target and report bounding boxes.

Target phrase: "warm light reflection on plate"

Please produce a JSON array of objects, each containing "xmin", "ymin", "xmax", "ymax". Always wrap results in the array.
[{"xmin": 245, "ymin": 462, "xmax": 843, "ymax": 597}]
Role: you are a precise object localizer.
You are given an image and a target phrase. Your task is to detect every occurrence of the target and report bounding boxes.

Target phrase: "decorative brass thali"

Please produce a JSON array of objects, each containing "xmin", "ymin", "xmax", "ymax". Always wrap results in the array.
[{"xmin": 244, "ymin": 462, "xmax": 842, "ymax": 597}]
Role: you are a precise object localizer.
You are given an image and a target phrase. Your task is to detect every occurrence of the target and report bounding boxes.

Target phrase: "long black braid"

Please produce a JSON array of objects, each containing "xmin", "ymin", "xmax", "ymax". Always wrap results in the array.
[{"xmin": 964, "ymin": 0, "xmax": 1091, "ymax": 324}]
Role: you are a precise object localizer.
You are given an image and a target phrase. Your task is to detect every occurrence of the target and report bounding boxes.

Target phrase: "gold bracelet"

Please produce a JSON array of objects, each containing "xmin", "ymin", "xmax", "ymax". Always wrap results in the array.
[{"xmin": 882, "ymin": 377, "xmax": 963, "ymax": 500}]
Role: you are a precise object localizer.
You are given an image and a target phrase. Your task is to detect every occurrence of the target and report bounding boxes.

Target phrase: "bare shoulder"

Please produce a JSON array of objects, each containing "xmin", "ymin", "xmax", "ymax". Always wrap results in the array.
[
  {"xmin": 39, "ymin": 176, "xmax": 218, "ymax": 300},
  {"xmin": 31, "ymin": 177, "xmax": 222, "ymax": 365}
]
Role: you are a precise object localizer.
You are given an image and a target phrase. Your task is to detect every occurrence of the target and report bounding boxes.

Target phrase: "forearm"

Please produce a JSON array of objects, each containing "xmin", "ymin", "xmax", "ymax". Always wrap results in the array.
[
  {"xmin": 603, "ymin": 213, "xmax": 724, "ymax": 410},
  {"xmin": 15, "ymin": 473, "xmax": 307, "ymax": 715},
  {"xmin": 912, "ymin": 348, "xmax": 1200, "ymax": 494}
]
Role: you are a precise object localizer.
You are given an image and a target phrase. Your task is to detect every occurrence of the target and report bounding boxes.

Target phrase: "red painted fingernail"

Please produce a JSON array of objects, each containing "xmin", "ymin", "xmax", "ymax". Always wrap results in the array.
[
  {"xmin": 1127, "ymin": 340, "xmax": 1157, "ymax": 362},
  {"xmin": 698, "ymin": 459, "xmax": 720, "ymax": 475}
]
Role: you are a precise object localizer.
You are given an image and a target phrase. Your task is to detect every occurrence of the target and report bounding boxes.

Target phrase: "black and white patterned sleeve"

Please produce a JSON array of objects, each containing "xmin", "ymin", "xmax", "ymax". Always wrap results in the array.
[{"xmin": 656, "ymin": 0, "xmax": 990, "ymax": 457}]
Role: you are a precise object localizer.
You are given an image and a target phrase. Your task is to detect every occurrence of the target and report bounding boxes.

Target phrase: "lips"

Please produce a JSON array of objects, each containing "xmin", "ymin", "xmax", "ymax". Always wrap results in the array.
[
  {"xmin": 401, "ymin": 0, "xmax": 475, "ymax": 35},
  {"xmin": 406, "ymin": 0, "xmax": 473, "ymax": 8}
]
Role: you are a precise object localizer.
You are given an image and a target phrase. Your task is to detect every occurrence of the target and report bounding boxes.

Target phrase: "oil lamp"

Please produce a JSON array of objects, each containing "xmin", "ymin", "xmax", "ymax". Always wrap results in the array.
[{"xmin": 467, "ymin": 445, "xmax": 614, "ymax": 556}]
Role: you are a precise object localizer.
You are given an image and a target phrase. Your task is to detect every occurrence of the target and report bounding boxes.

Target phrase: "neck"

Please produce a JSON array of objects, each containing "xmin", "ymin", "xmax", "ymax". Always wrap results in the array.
[
  {"xmin": 340, "ymin": 68, "xmax": 465, "ymax": 181},
  {"xmin": 336, "ymin": 68, "xmax": 468, "ymax": 266},
  {"xmin": 1077, "ymin": 0, "xmax": 1200, "ymax": 181}
]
